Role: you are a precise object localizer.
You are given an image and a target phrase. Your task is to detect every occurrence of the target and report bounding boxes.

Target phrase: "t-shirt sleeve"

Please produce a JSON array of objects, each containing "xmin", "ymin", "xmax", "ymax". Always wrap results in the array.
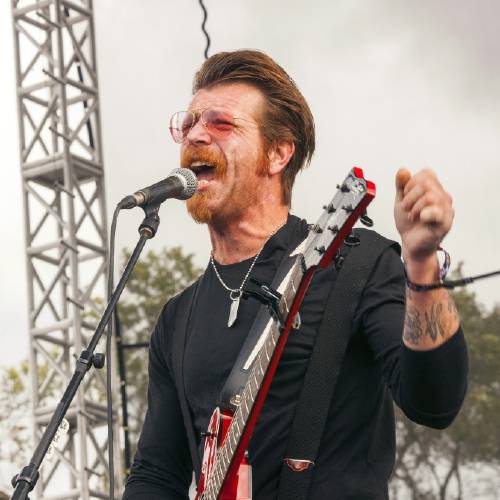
[
  {"xmin": 354, "ymin": 244, "xmax": 468, "ymax": 429},
  {"xmin": 123, "ymin": 300, "xmax": 193, "ymax": 499}
]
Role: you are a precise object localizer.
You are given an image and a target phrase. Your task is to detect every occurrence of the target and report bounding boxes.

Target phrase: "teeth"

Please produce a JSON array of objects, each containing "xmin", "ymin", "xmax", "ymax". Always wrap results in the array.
[{"xmin": 189, "ymin": 161, "xmax": 214, "ymax": 174}]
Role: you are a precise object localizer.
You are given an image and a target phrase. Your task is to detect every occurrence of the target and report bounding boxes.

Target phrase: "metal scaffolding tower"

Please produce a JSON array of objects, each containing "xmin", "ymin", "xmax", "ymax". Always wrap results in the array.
[{"xmin": 11, "ymin": 0, "xmax": 121, "ymax": 497}]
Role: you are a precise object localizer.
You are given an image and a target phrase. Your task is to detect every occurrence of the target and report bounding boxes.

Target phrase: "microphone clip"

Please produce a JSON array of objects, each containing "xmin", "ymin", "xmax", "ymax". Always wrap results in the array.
[{"xmin": 138, "ymin": 203, "xmax": 161, "ymax": 238}]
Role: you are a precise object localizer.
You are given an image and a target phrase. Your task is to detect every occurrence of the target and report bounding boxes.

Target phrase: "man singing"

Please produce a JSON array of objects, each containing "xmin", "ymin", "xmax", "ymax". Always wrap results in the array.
[{"xmin": 123, "ymin": 49, "xmax": 467, "ymax": 499}]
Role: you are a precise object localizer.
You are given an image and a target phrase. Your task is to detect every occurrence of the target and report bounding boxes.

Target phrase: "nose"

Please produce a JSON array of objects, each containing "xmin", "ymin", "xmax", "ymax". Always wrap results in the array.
[{"xmin": 185, "ymin": 116, "xmax": 212, "ymax": 146}]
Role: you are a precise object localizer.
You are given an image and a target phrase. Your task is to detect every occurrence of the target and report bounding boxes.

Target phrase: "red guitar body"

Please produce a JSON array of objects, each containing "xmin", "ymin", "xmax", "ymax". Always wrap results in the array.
[{"xmin": 196, "ymin": 408, "xmax": 251, "ymax": 500}]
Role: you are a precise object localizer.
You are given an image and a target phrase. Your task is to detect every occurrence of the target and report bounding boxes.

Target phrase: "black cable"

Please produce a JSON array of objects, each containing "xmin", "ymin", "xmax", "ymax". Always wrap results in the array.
[
  {"xmin": 115, "ymin": 308, "xmax": 132, "ymax": 474},
  {"xmin": 406, "ymin": 269, "xmax": 500, "ymax": 292},
  {"xmin": 198, "ymin": 0, "xmax": 211, "ymax": 59},
  {"xmin": 106, "ymin": 205, "xmax": 120, "ymax": 499}
]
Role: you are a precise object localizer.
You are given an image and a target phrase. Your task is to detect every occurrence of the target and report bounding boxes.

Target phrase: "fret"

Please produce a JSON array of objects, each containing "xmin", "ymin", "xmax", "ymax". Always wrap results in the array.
[
  {"xmin": 243, "ymin": 391, "xmax": 252, "ymax": 419},
  {"xmin": 213, "ymin": 466, "xmax": 221, "ymax": 491},
  {"xmin": 258, "ymin": 354, "xmax": 266, "ymax": 379},
  {"xmin": 222, "ymin": 446, "xmax": 229, "ymax": 469},
  {"xmin": 236, "ymin": 411, "xmax": 245, "ymax": 433},
  {"xmin": 243, "ymin": 392, "xmax": 250, "ymax": 415},
  {"xmin": 225, "ymin": 432, "xmax": 233, "ymax": 456},
  {"xmin": 234, "ymin": 416, "xmax": 241, "ymax": 434},
  {"xmin": 245, "ymin": 378, "xmax": 254, "ymax": 402},
  {"xmin": 251, "ymin": 373, "xmax": 259, "ymax": 393},
  {"xmin": 281, "ymin": 293, "xmax": 290, "ymax": 321},
  {"xmin": 217, "ymin": 461, "xmax": 224, "ymax": 484},
  {"xmin": 264, "ymin": 334, "xmax": 271, "ymax": 361}
]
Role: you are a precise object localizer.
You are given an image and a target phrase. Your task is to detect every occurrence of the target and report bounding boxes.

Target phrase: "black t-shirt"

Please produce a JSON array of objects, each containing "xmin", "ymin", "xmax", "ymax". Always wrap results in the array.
[{"xmin": 124, "ymin": 215, "xmax": 468, "ymax": 500}]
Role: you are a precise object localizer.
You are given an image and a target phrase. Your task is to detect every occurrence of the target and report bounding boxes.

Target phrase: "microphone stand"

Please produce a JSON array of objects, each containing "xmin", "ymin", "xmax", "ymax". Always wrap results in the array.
[{"xmin": 11, "ymin": 204, "xmax": 161, "ymax": 500}]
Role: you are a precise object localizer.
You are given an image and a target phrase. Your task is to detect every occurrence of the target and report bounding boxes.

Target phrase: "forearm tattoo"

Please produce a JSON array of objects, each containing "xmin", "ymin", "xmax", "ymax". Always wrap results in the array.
[
  {"xmin": 403, "ymin": 301, "xmax": 449, "ymax": 346},
  {"xmin": 424, "ymin": 303, "xmax": 444, "ymax": 341},
  {"xmin": 403, "ymin": 308, "xmax": 423, "ymax": 345}
]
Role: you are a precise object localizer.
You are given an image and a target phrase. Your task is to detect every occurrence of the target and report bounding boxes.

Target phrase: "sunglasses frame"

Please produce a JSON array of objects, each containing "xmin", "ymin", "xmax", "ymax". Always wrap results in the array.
[{"xmin": 169, "ymin": 107, "xmax": 257, "ymax": 143}]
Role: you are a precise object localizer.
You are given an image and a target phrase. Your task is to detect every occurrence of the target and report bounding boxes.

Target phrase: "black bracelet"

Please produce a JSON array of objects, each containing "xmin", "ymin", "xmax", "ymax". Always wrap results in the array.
[{"xmin": 404, "ymin": 247, "xmax": 451, "ymax": 292}]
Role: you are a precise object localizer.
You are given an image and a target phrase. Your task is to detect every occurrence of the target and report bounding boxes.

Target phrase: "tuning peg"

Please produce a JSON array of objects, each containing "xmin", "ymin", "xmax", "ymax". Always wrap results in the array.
[
  {"xmin": 360, "ymin": 212, "xmax": 374, "ymax": 227},
  {"xmin": 327, "ymin": 224, "xmax": 339, "ymax": 233},
  {"xmin": 322, "ymin": 203, "xmax": 336, "ymax": 214},
  {"xmin": 308, "ymin": 223, "xmax": 324, "ymax": 233},
  {"xmin": 342, "ymin": 204, "xmax": 353, "ymax": 213},
  {"xmin": 314, "ymin": 245, "xmax": 326, "ymax": 254},
  {"xmin": 336, "ymin": 183, "xmax": 350, "ymax": 193},
  {"xmin": 344, "ymin": 233, "xmax": 361, "ymax": 247}
]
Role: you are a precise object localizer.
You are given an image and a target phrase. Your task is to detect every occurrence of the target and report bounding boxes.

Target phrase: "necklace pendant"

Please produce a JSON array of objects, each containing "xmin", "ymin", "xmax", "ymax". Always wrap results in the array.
[{"xmin": 228, "ymin": 295, "xmax": 240, "ymax": 327}]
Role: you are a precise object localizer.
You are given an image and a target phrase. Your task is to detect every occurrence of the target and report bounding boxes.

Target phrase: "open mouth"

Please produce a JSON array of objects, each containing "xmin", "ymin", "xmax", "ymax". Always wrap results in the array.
[{"xmin": 189, "ymin": 162, "xmax": 217, "ymax": 182}]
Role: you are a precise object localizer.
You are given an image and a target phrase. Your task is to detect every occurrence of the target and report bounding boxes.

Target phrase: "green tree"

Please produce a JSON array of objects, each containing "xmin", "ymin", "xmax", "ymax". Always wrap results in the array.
[
  {"xmin": 0, "ymin": 362, "xmax": 30, "ymax": 493},
  {"xmin": 391, "ymin": 281, "xmax": 500, "ymax": 499}
]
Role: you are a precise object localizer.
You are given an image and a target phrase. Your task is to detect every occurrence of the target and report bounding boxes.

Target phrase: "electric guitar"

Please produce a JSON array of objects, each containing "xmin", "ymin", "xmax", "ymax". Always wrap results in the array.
[{"xmin": 195, "ymin": 167, "xmax": 376, "ymax": 500}]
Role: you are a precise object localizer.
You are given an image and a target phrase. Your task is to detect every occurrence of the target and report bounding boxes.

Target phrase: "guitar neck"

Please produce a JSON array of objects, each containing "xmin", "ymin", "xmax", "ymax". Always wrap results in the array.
[
  {"xmin": 203, "ymin": 258, "xmax": 307, "ymax": 497},
  {"xmin": 200, "ymin": 167, "xmax": 376, "ymax": 499}
]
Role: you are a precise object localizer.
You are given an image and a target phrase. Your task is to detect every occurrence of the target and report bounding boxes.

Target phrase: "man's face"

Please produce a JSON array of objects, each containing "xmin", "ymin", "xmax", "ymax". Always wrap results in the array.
[{"xmin": 180, "ymin": 82, "xmax": 270, "ymax": 225}]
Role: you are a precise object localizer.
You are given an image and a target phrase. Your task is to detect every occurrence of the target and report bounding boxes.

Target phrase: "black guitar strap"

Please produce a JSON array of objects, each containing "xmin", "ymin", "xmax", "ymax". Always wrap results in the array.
[
  {"xmin": 171, "ymin": 219, "xmax": 306, "ymax": 479},
  {"xmin": 172, "ymin": 280, "xmax": 202, "ymax": 478},
  {"xmin": 278, "ymin": 229, "xmax": 398, "ymax": 499}
]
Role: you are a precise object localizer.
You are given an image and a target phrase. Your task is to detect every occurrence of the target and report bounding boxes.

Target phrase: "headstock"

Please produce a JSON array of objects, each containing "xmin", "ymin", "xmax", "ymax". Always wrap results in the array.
[{"xmin": 302, "ymin": 167, "xmax": 376, "ymax": 270}]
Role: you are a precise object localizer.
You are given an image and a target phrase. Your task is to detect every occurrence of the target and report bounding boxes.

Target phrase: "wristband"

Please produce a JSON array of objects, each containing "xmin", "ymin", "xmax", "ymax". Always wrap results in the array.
[{"xmin": 404, "ymin": 247, "xmax": 451, "ymax": 292}]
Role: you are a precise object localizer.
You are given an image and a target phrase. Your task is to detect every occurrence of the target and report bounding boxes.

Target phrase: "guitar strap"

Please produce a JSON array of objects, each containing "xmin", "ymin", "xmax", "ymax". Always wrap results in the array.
[
  {"xmin": 278, "ymin": 229, "xmax": 398, "ymax": 499},
  {"xmin": 172, "ymin": 280, "xmax": 202, "ymax": 477},
  {"xmin": 171, "ymin": 217, "xmax": 307, "ymax": 479}
]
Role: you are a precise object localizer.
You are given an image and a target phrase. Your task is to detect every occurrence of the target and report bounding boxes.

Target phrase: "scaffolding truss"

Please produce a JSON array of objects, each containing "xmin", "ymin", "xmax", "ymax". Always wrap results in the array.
[{"xmin": 11, "ymin": 0, "xmax": 121, "ymax": 497}]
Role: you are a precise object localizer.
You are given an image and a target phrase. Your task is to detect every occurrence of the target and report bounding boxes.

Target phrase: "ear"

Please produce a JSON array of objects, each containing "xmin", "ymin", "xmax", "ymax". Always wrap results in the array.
[{"xmin": 267, "ymin": 140, "xmax": 295, "ymax": 176}]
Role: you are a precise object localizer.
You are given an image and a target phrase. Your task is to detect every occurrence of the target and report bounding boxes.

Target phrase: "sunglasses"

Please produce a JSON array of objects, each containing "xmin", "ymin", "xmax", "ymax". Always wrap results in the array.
[{"xmin": 169, "ymin": 108, "xmax": 256, "ymax": 143}]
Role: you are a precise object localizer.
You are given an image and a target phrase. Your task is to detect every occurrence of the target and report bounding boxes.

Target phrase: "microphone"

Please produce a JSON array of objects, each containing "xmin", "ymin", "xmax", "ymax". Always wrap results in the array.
[{"xmin": 118, "ymin": 168, "xmax": 198, "ymax": 209}]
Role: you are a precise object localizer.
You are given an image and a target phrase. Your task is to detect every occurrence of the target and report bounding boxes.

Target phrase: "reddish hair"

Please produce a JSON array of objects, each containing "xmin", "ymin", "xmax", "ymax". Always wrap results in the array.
[{"xmin": 193, "ymin": 49, "xmax": 315, "ymax": 207}]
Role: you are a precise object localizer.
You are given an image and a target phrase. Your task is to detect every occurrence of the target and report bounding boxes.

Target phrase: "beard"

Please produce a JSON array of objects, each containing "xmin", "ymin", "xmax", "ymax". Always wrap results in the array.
[
  {"xmin": 181, "ymin": 147, "xmax": 227, "ymax": 224},
  {"xmin": 181, "ymin": 146, "xmax": 270, "ymax": 225}
]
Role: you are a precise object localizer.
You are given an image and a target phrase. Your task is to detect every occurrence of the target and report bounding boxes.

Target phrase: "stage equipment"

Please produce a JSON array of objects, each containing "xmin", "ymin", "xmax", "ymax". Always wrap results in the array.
[
  {"xmin": 10, "ymin": 1, "xmax": 121, "ymax": 498},
  {"xmin": 11, "ymin": 195, "xmax": 190, "ymax": 499}
]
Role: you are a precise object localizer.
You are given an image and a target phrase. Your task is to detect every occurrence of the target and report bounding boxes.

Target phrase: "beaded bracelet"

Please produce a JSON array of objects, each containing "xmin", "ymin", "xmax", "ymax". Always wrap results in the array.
[{"xmin": 404, "ymin": 247, "xmax": 451, "ymax": 292}]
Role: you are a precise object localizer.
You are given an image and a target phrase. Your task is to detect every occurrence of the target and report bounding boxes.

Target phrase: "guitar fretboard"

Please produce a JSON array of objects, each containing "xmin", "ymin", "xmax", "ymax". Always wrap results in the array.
[{"xmin": 201, "ymin": 258, "xmax": 305, "ymax": 499}]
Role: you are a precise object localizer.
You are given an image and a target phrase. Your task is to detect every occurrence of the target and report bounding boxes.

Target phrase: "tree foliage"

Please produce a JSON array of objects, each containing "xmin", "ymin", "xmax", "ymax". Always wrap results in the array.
[{"xmin": 0, "ymin": 361, "xmax": 30, "ymax": 494}]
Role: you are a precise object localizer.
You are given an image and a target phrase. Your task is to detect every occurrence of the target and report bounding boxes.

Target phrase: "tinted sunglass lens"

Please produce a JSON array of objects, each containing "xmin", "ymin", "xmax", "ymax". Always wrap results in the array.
[
  {"xmin": 202, "ymin": 109, "xmax": 235, "ymax": 134},
  {"xmin": 169, "ymin": 111, "xmax": 195, "ymax": 142}
]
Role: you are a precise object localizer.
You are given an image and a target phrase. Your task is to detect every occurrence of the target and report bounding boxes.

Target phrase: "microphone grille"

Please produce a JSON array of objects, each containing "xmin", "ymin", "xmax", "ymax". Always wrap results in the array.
[{"xmin": 169, "ymin": 168, "xmax": 198, "ymax": 200}]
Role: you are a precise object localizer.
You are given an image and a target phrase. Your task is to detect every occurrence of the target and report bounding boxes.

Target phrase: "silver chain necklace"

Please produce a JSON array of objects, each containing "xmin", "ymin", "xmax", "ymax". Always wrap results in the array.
[{"xmin": 210, "ymin": 219, "xmax": 287, "ymax": 327}]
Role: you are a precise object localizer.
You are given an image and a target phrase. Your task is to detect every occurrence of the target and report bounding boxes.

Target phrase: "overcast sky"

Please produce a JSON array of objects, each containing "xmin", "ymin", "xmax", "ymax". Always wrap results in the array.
[{"xmin": 1, "ymin": 0, "xmax": 499, "ymax": 373}]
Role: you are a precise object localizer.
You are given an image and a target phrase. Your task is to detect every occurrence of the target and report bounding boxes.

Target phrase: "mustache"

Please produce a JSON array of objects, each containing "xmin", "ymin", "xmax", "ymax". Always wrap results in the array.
[{"xmin": 180, "ymin": 147, "xmax": 226, "ymax": 172}]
